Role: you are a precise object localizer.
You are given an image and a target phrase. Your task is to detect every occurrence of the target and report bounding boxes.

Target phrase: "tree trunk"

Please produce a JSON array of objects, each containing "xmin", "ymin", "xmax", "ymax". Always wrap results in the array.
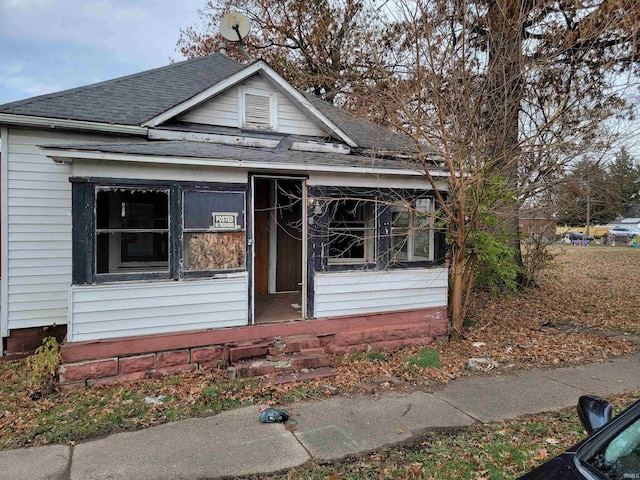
[{"xmin": 486, "ymin": 0, "xmax": 526, "ymax": 276}]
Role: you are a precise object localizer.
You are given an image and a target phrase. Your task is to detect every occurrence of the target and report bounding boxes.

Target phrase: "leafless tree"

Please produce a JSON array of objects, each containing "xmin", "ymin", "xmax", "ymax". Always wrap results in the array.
[{"xmin": 179, "ymin": 0, "xmax": 640, "ymax": 340}]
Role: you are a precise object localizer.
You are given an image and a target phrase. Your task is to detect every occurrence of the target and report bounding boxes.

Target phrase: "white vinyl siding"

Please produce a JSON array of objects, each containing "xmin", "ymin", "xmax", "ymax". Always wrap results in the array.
[
  {"xmin": 179, "ymin": 75, "xmax": 328, "ymax": 137},
  {"xmin": 68, "ymin": 275, "xmax": 248, "ymax": 342},
  {"xmin": 314, "ymin": 268, "xmax": 447, "ymax": 318},
  {"xmin": 4, "ymin": 128, "xmax": 128, "ymax": 331}
]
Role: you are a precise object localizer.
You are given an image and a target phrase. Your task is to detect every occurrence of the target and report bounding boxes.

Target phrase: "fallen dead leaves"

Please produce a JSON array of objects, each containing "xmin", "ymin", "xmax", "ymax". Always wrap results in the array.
[{"xmin": 0, "ymin": 245, "xmax": 638, "ymax": 450}]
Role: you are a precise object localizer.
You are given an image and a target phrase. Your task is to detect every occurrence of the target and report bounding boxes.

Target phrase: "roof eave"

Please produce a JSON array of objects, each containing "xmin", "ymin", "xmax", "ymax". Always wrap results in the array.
[
  {"xmin": 39, "ymin": 146, "xmax": 449, "ymax": 178},
  {"xmin": 0, "ymin": 113, "xmax": 148, "ymax": 135}
]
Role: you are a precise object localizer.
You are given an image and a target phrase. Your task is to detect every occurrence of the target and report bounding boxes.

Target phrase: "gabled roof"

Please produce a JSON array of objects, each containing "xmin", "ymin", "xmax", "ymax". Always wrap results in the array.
[
  {"xmin": 0, "ymin": 54, "xmax": 246, "ymax": 126},
  {"xmin": 0, "ymin": 53, "xmax": 418, "ymax": 154}
]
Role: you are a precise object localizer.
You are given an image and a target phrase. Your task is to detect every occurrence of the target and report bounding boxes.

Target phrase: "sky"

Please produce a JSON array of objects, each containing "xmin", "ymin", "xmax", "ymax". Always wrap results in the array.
[{"xmin": 0, "ymin": 0, "xmax": 207, "ymax": 105}]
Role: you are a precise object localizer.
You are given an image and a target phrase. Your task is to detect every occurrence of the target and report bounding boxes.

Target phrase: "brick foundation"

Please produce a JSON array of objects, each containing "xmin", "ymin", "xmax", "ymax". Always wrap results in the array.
[
  {"xmin": 57, "ymin": 306, "xmax": 448, "ymax": 387},
  {"xmin": 3, "ymin": 325, "xmax": 67, "ymax": 358}
]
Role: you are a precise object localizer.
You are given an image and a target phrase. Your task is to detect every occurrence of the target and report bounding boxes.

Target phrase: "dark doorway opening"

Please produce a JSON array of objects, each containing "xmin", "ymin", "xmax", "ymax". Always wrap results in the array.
[{"xmin": 252, "ymin": 178, "xmax": 303, "ymax": 324}]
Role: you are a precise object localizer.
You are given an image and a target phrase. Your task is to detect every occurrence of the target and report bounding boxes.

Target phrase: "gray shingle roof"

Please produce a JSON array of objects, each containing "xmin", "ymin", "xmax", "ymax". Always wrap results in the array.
[
  {"xmin": 42, "ymin": 140, "xmax": 426, "ymax": 172},
  {"xmin": 303, "ymin": 94, "xmax": 418, "ymax": 153},
  {"xmin": 0, "ymin": 53, "xmax": 248, "ymax": 125},
  {"xmin": 0, "ymin": 53, "xmax": 420, "ymax": 154}
]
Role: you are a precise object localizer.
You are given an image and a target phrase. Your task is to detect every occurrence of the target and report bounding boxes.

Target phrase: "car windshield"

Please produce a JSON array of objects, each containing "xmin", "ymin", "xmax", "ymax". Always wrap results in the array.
[{"xmin": 587, "ymin": 417, "xmax": 640, "ymax": 478}]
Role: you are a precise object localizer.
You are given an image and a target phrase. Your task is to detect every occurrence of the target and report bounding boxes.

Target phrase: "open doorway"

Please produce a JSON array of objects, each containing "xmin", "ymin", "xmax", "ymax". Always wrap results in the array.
[{"xmin": 252, "ymin": 177, "xmax": 304, "ymax": 324}]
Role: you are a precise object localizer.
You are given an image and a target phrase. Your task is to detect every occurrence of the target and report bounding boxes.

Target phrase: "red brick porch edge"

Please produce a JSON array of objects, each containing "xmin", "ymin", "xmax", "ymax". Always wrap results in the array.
[{"xmin": 58, "ymin": 306, "xmax": 448, "ymax": 387}]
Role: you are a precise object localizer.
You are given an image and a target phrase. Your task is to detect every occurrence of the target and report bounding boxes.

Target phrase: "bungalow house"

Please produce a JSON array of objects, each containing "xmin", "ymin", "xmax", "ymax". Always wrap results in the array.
[{"xmin": 0, "ymin": 53, "xmax": 449, "ymax": 386}]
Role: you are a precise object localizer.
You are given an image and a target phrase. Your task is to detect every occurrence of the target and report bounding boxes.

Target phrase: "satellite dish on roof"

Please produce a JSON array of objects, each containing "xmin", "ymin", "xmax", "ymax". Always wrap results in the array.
[{"xmin": 220, "ymin": 12, "xmax": 251, "ymax": 42}]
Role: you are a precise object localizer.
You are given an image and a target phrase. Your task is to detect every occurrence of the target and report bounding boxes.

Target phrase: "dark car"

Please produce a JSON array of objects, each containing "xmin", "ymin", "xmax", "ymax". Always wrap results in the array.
[{"xmin": 518, "ymin": 396, "xmax": 640, "ymax": 479}]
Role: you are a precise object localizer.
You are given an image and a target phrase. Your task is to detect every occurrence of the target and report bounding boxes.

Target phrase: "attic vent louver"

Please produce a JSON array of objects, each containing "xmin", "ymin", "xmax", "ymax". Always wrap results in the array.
[
  {"xmin": 239, "ymin": 87, "xmax": 278, "ymax": 131},
  {"xmin": 245, "ymin": 93, "xmax": 271, "ymax": 129}
]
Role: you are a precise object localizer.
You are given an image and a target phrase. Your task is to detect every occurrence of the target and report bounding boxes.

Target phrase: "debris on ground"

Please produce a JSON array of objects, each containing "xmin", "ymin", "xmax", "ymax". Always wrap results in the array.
[
  {"xmin": 259, "ymin": 408, "xmax": 289, "ymax": 423},
  {"xmin": 468, "ymin": 358, "xmax": 499, "ymax": 371}
]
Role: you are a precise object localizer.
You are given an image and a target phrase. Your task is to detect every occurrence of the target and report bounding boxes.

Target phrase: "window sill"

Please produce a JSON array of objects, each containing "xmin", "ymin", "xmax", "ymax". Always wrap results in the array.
[
  {"xmin": 388, "ymin": 260, "xmax": 441, "ymax": 269},
  {"xmin": 183, "ymin": 269, "xmax": 247, "ymax": 279},
  {"xmin": 93, "ymin": 272, "xmax": 171, "ymax": 284},
  {"xmin": 77, "ymin": 270, "xmax": 249, "ymax": 286},
  {"xmin": 324, "ymin": 262, "xmax": 377, "ymax": 272}
]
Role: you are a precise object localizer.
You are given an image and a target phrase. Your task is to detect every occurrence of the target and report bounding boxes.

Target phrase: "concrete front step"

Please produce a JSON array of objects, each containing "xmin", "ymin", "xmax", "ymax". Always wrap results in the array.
[
  {"xmin": 228, "ymin": 335, "xmax": 322, "ymax": 362},
  {"xmin": 227, "ymin": 341, "xmax": 272, "ymax": 363},
  {"xmin": 227, "ymin": 335, "xmax": 324, "ymax": 363},
  {"xmin": 268, "ymin": 335, "xmax": 321, "ymax": 355},
  {"xmin": 232, "ymin": 353, "xmax": 332, "ymax": 378},
  {"xmin": 259, "ymin": 367, "xmax": 340, "ymax": 386}
]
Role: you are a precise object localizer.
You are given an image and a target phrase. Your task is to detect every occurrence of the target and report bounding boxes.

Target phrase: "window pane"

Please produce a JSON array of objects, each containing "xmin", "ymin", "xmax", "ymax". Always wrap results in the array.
[
  {"xmin": 413, "ymin": 229, "xmax": 430, "ymax": 259},
  {"xmin": 327, "ymin": 199, "xmax": 375, "ymax": 263},
  {"xmin": 391, "ymin": 206, "xmax": 410, "ymax": 262},
  {"xmin": 95, "ymin": 189, "xmax": 169, "ymax": 275},
  {"xmin": 391, "ymin": 228, "xmax": 409, "ymax": 261},
  {"xmin": 184, "ymin": 232, "xmax": 246, "ymax": 271},
  {"xmin": 413, "ymin": 198, "xmax": 432, "ymax": 260},
  {"xmin": 586, "ymin": 417, "xmax": 640, "ymax": 477},
  {"xmin": 97, "ymin": 232, "xmax": 168, "ymax": 274},
  {"xmin": 329, "ymin": 229, "xmax": 366, "ymax": 260},
  {"xmin": 183, "ymin": 191, "xmax": 245, "ymax": 230},
  {"xmin": 96, "ymin": 189, "xmax": 168, "ymax": 229},
  {"xmin": 392, "ymin": 209, "xmax": 410, "ymax": 228}
]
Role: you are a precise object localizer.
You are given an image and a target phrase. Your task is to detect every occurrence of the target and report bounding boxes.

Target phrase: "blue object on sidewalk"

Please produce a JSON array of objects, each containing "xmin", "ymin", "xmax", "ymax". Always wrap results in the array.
[{"xmin": 259, "ymin": 408, "xmax": 289, "ymax": 423}]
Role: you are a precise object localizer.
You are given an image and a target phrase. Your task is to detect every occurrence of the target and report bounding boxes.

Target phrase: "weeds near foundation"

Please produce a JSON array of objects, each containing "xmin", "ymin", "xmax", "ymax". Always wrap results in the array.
[
  {"xmin": 25, "ymin": 337, "xmax": 61, "ymax": 399},
  {"xmin": 403, "ymin": 348, "xmax": 441, "ymax": 369},
  {"xmin": 366, "ymin": 351, "xmax": 390, "ymax": 363}
]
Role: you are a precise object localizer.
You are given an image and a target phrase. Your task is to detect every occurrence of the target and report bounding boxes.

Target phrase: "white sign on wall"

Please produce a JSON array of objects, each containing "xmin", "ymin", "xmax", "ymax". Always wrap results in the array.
[{"xmin": 212, "ymin": 212, "xmax": 240, "ymax": 230}]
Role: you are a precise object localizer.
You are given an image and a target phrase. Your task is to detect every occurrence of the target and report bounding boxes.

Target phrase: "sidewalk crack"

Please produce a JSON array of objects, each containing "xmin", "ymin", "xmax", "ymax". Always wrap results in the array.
[
  {"xmin": 290, "ymin": 428, "xmax": 315, "ymax": 459},
  {"xmin": 57, "ymin": 444, "xmax": 74, "ymax": 480},
  {"xmin": 431, "ymin": 392, "xmax": 483, "ymax": 423}
]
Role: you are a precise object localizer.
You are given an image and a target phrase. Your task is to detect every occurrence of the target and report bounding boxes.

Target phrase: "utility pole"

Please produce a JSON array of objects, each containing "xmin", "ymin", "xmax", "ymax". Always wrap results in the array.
[{"xmin": 585, "ymin": 177, "xmax": 591, "ymax": 243}]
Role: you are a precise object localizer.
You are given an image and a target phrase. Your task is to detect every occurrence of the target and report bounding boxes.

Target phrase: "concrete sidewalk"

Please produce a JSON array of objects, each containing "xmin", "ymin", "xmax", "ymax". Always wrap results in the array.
[{"xmin": 3, "ymin": 353, "xmax": 639, "ymax": 480}]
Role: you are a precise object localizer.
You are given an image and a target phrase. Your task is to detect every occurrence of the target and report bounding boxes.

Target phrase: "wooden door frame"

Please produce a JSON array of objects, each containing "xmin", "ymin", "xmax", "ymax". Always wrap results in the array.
[{"xmin": 249, "ymin": 174, "xmax": 307, "ymax": 324}]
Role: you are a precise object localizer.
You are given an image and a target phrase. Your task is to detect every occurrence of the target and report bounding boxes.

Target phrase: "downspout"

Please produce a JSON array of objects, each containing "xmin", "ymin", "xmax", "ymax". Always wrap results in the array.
[{"xmin": 0, "ymin": 125, "xmax": 9, "ymax": 355}]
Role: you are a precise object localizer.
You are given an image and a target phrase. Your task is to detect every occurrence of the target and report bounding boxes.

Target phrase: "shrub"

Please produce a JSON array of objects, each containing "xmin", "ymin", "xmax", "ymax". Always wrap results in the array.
[{"xmin": 25, "ymin": 336, "xmax": 61, "ymax": 399}]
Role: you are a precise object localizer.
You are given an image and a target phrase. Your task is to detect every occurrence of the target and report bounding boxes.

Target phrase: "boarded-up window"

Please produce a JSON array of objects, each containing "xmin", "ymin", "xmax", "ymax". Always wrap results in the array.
[
  {"xmin": 183, "ymin": 191, "xmax": 246, "ymax": 272},
  {"xmin": 184, "ymin": 232, "xmax": 245, "ymax": 271}
]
